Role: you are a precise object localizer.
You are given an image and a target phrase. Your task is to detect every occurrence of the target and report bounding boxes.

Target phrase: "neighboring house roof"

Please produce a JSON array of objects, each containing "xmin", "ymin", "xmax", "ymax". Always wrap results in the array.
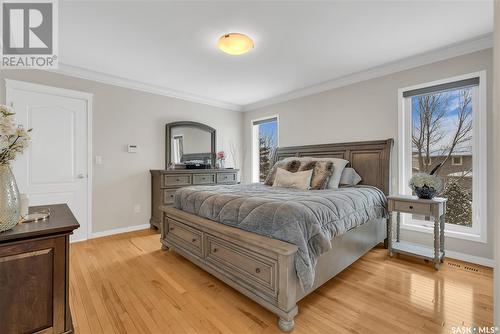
[
  {"xmin": 412, "ymin": 152, "xmax": 472, "ymax": 158},
  {"xmin": 447, "ymin": 171, "xmax": 473, "ymax": 178}
]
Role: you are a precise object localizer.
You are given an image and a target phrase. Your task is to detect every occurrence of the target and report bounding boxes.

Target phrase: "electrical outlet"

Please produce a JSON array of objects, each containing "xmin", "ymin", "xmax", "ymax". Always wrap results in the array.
[
  {"xmin": 133, "ymin": 204, "xmax": 141, "ymax": 213},
  {"xmin": 95, "ymin": 155, "xmax": 103, "ymax": 165}
]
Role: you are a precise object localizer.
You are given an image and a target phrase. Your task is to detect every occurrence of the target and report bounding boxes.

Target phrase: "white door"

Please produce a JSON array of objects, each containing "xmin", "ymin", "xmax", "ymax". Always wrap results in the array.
[{"xmin": 6, "ymin": 80, "xmax": 91, "ymax": 242}]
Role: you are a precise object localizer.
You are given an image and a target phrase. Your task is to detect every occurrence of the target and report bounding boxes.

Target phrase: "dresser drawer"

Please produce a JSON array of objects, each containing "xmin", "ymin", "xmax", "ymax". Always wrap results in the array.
[
  {"xmin": 163, "ymin": 189, "xmax": 176, "ymax": 205},
  {"xmin": 167, "ymin": 219, "xmax": 203, "ymax": 257},
  {"xmin": 193, "ymin": 173, "xmax": 216, "ymax": 185},
  {"xmin": 205, "ymin": 235, "xmax": 277, "ymax": 296},
  {"xmin": 394, "ymin": 201, "xmax": 431, "ymax": 215},
  {"xmin": 217, "ymin": 172, "xmax": 237, "ymax": 184},
  {"xmin": 163, "ymin": 174, "xmax": 192, "ymax": 187}
]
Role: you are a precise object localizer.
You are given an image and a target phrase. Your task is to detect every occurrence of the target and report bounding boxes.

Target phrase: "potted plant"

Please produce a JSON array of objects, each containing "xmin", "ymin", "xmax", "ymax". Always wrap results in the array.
[
  {"xmin": 409, "ymin": 164, "xmax": 443, "ymax": 199},
  {"xmin": 0, "ymin": 105, "xmax": 31, "ymax": 232}
]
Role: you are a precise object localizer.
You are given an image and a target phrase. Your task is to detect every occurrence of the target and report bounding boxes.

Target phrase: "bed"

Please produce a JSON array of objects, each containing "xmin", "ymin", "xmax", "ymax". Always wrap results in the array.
[{"xmin": 159, "ymin": 139, "xmax": 393, "ymax": 331}]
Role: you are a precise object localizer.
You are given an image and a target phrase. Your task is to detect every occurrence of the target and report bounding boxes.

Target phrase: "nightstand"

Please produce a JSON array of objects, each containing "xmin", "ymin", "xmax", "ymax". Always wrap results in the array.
[{"xmin": 387, "ymin": 195, "xmax": 447, "ymax": 270}]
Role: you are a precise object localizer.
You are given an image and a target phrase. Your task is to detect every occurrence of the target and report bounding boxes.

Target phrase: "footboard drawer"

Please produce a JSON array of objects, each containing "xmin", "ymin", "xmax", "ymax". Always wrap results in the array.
[
  {"xmin": 205, "ymin": 235, "xmax": 277, "ymax": 297},
  {"xmin": 167, "ymin": 219, "xmax": 203, "ymax": 257}
]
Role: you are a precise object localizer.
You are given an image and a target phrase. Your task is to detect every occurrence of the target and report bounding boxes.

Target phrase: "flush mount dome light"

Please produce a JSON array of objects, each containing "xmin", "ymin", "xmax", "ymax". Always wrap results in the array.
[{"xmin": 218, "ymin": 33, "xmax": 254, "ymax": 55}]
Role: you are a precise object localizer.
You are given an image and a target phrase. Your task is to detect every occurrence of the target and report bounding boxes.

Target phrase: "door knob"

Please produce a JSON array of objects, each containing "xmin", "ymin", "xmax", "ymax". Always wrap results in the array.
[{"xmin": 77, "ymin": 174, "xmax": 87, "ymax": 179}]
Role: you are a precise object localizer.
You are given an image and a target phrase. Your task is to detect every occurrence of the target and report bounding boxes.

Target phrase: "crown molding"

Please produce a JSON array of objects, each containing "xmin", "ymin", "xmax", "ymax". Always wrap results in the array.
[
  {"xmin": 243, "ymin": 34, "xmax": 493, "ymax": 111},
  {"xmin": 49, "ymin": 34, "xmax": 492, "ymax": 113},
  {"xmin": 51, "ymin": 64, "xmax": 244, "ymax": 112}
]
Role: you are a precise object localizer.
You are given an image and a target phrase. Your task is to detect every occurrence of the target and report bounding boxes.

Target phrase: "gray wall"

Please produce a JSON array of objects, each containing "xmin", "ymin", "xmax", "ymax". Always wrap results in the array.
[
  {"xmin": 493, "ymin": 0, "xmax": 499, "ymax": 323},
  {"xmin": 0, "ymin": 70, "xmax": 243, "ymax": 234},
  {"xmin": 242, "ymin": 49, "xmax": 494, "ymax": 260}
]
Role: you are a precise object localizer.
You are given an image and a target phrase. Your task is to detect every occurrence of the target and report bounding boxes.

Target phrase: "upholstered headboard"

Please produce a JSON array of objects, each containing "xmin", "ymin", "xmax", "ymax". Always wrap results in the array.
[{"xmin": 271, "ymin": 139, "xmax": 393, "ymax": 194}]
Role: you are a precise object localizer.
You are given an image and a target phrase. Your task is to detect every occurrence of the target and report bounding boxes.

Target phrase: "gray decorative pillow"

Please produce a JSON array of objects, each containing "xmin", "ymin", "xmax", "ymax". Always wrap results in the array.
[
  {"xmin": 339, "ymin": 167, "xmax": 362, "ymax": 186},
  {"xmin": 298, "ymin": 160, "xmax": 334, "ymax": 190},
  {"xmin": 264, "ymin": 159, "xmax": 300, "ymax": 185},
  {"xmin": 272, "ymin": 168, "xmax": 313, "ymax": 190}
]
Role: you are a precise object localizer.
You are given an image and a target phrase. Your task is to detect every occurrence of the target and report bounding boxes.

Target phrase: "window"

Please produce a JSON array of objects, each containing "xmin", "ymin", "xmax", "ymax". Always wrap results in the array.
[
  {"xmin": 252, "ymin": 117, "xmax": 278, "ymax": 182},
  {"xmin": 451, "ymin": 156, "xmax": 463, "ymax": 166},
  {"xmin": 398, "ymin": 72, "xmax": 487, "ymax": 241}
]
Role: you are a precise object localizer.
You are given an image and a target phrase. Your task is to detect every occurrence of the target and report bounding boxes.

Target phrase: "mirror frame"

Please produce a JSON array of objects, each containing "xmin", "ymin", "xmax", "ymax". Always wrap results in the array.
[{"xmin": 165, "ymin": 121, "xmax": 216, "ymax": 168}]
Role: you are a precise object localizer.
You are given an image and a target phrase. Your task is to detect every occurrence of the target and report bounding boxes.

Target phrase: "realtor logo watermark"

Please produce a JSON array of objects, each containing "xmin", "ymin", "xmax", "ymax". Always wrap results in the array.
[
  {"xmin": 452, "ymin": 326, "xmax": 499, "ymax": 333},
  {"xmin": 1, "ymin": 0, "xmax": 58, "ymax": 68}
]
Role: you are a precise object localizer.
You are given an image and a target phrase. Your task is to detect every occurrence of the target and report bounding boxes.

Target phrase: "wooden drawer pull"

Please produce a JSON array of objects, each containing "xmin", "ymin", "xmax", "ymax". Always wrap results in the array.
[
  {"xmin": 409, "ymin": 205, "xmax": 414, "ymax": 209},
  {"xmin": 176, "ymin": 178, "xmax": 180, "ymax": 181},
  {"xmin": 192, "ymin": 238, "xmax": 197, "ymax": 243},
  {"xmin": 169, "ymin": 227, "xmax": 174, "ymax": 231},
  {"xmin": 255, "ymin": 268, "xmax": 261, "ymax": 274},
  {"xmin": 213, "ymin": 248, "xmax": 218, "ymax": 253}
]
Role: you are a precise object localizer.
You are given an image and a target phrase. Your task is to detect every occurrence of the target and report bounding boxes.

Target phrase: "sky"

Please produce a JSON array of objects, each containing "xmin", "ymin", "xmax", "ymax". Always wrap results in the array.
[{"xmin": 411, "ymin": 87, "xmax": 473, "ymax": 156}]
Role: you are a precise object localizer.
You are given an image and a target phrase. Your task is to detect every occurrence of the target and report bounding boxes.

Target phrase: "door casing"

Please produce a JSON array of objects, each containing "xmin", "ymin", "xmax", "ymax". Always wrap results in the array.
[{"xmin": 5, "ymin": 79, "xmax": 93, "ymax": 242}]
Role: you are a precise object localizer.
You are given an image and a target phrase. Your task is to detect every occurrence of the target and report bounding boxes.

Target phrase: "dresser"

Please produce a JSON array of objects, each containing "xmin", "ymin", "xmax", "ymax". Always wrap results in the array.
[
  {"xmin": 150, "ymin": 169, "xmax": 239, "ymax": 229},
  {"xmin": 0, "ymin": 204, "xmax": 79, "ymax": 334}
]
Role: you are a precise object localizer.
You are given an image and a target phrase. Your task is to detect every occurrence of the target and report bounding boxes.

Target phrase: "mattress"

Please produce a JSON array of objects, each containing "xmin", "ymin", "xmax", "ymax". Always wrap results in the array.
[{"xmin": 174, "ymin": 183, "xmax": 387, "ymax": 289}]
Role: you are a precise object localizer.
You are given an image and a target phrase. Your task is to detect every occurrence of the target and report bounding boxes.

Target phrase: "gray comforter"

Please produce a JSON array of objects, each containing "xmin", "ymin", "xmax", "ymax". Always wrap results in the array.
[{"xmin": 174, "ymin": 183, "xmax": 387, "ymax": 289}]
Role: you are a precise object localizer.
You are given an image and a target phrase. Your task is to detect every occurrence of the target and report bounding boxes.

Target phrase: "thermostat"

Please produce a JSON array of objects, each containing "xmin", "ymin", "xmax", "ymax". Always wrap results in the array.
[{"xmin": 127, "ymin": 144, "xmax": 139, "ymax": 153}]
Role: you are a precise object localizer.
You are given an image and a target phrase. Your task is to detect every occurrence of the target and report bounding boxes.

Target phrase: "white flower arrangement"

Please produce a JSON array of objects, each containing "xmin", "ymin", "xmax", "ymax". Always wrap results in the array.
[
  {"xmin": 409, "ymin": 172, "xmax": 443, "ymax": 192},
  {"xmin": 0, "ymin": 105, "xmax": 32, "ymax": 165}
]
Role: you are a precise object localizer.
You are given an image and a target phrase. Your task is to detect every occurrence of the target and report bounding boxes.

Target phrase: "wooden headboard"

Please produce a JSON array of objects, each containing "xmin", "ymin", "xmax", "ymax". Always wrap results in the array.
[{"xmin": 272, "ymin": 139, "xmax": 393, "ymax": 194}]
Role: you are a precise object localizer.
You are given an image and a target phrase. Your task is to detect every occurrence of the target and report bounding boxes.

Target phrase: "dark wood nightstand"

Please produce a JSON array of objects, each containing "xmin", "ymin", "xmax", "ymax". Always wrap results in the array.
[{"xmin": 0, "ymin": 204, "xmax": 79, "ymax": 333}]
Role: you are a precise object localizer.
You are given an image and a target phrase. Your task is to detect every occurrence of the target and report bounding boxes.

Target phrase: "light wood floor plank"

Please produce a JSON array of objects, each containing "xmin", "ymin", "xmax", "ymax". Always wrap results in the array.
[{"xmin": 70, "ymin": 229, "xmax": 493, "ymax": 334}]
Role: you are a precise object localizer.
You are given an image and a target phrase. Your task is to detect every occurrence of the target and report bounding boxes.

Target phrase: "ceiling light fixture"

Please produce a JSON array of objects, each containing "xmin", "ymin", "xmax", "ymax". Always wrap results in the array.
[{"xmin": 218, "ymin": 33, "xmax": 254, "ymax": 55}]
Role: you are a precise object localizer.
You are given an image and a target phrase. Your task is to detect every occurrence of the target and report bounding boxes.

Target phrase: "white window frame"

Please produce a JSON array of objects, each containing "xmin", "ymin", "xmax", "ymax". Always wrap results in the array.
[
  {"xmin": 397, "ymin": 71, "xmax": 487, "ymax": 243},
  {"xmin": 451, "ymin": 156, "xmax": 463, "ymax": 166},
  {"xmin": 251, "ymin": 115, "xmax": 279, "ymax": 183}
]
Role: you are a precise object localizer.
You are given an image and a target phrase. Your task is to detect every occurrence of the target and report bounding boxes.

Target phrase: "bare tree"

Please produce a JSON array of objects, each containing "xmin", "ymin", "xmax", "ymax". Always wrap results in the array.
[
  {"xmin": 437, "ymin": 89, "xmax": 472, "ymax": 168},
  {"xmin": 259, "ymin": 131, "xmax": 276, "ymax": 182},
  {"xmin": 412, "ymin": 93, "xmax": 448, "ymax": 172},
  {"xmin": 412, "ymin": 89, "xmax": 472, "ymax": 174}
]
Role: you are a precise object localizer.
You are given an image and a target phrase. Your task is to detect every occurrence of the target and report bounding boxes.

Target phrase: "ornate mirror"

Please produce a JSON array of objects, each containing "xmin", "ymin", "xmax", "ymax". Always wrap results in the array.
[{"xmin": 165, "ymin": 121, "xmax": 216, "ymax": 168}]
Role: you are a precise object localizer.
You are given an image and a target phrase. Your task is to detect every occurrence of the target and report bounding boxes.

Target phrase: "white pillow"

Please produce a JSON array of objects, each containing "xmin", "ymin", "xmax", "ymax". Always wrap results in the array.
[
  {"xmin": 339, "ymin": 167, "xmax": 362, "ymax": 186},
  {"xmin": 283, "ymin": 157, "xmax": 349, "ymax": 189},
  {"xmin": 272, "ymin": 168, "xmax": 313, "ymax": 190}
]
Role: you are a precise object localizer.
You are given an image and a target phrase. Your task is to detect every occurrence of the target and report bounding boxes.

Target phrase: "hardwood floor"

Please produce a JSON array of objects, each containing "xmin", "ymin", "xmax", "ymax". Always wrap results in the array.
[{"xmin": 70, "ymin": 229, "xmax": 493, "ymax": 334}]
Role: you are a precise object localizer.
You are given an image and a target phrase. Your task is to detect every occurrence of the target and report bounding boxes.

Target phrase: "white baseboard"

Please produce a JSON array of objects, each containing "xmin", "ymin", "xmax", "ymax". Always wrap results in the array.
[
  {"xmin": 90, "ymin": 223, "xmax": 151, "ymax": 240},
  {"xmin": 445, "ymin": 250, "xmax": 495, "ymax": 268}
]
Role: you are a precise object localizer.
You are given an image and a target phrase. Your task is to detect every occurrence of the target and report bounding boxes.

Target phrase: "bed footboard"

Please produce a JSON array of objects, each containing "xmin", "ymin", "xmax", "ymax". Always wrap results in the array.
[
  {"xmin": 160, "ymin": 206, "xmax": 386, "ymax": 332},
  {"xmin": 160, "ymin": 206, "xmax": 300, "ymax": 331}
]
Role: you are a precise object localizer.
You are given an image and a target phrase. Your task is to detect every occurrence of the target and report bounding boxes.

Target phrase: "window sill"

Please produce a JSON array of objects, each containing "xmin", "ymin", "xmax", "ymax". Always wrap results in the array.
[{"xmin": 401, "ymin": 223, "xmax": 486, "ymax": 243}]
